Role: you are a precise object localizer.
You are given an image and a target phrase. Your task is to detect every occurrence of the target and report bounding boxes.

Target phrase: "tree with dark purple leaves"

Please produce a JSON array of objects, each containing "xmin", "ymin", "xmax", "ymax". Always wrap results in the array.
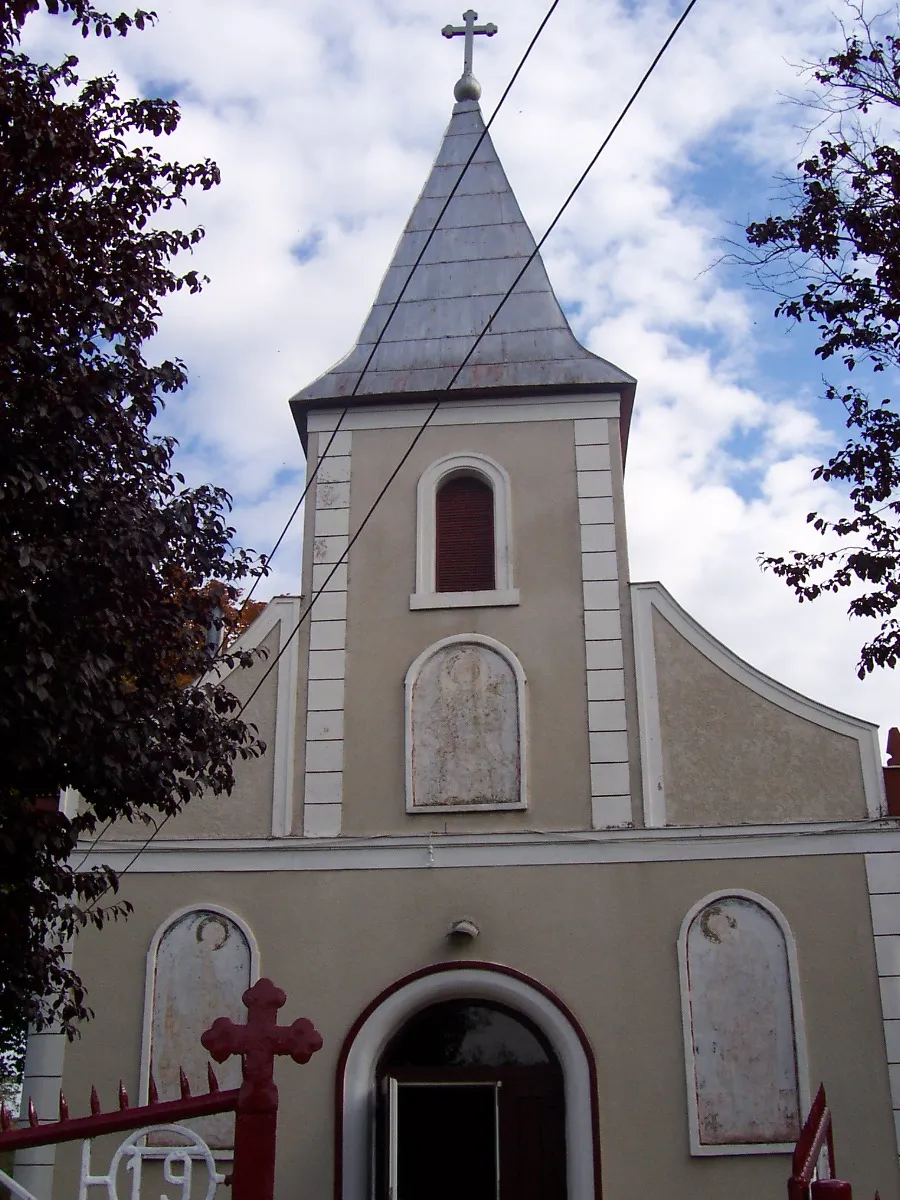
[{"xmin": 0, "ymin": 0, "xmax": 266, "ymax": 1049}]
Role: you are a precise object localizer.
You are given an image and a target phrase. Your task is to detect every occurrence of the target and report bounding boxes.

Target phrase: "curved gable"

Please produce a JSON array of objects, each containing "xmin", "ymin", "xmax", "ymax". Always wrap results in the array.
[{"xmin": 631, "ymin": 582, "xmax": 883, "ymax": 827}]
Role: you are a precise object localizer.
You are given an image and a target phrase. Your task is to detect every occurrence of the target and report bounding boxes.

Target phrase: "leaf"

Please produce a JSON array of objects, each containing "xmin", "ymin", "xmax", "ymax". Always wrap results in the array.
[{"xmin": 0, "ymin": 0, "xmax": 265, "ymax": 1040}]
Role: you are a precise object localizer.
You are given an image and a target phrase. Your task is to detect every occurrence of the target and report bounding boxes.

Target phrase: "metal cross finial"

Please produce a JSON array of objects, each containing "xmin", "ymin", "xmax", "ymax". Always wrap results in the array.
[{"xmin": 442, "ymin": 9, "xmax": 497, "ymax": 102}]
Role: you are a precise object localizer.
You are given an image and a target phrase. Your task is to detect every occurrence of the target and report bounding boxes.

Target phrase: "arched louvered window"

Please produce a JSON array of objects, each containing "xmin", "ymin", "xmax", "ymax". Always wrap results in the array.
[
  {"xmin": 412, "ymin": 453, "xmax": 517, "ymax": 610},
  {"xmin": 435, "ymin": 474, "xmax": 495, "ymax": 592}
]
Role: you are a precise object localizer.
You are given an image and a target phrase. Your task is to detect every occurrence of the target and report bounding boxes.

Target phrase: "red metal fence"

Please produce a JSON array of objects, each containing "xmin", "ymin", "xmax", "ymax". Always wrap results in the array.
[
  {"xmin": 789, "ymin": 1084, "xmax": 879, "ymax": 1200},
  {"xmin": 0, "ymin": 977, "xmax": 321, "ymax": 1200}
]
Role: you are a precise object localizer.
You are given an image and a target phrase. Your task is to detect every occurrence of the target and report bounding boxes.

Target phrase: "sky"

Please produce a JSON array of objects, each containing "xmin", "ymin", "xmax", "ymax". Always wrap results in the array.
[{"xmin": 22, "ymin": 0, "xmax": 900, "ymax": 746}]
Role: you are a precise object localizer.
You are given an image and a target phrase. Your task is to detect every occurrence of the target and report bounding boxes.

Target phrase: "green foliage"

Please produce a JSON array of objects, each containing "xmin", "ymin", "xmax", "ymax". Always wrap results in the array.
[
  {"xmin": 0, "ymin": 1, "xmax": 266, "ymax": 1041},
  {"xmin": 744, "ymin": 8, "xmax": 900, "ymax": 676}
]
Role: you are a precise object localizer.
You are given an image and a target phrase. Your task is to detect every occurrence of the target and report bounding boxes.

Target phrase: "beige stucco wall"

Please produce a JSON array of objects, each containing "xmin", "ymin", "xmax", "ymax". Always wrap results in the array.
[
  {"xmin": 338, "ymin": 419, "xmax": 594, "ymax": 835},
  {"xmin": 106, "ymin": 624, "xmax": 282, "ymax": 842},
  {"xmin": 653, "ymin": 609, "xmax": 869, "ymax": 825},
  {"xmin": 52, "ymin": 852, "xmax": 897, "ymax": 1200}
]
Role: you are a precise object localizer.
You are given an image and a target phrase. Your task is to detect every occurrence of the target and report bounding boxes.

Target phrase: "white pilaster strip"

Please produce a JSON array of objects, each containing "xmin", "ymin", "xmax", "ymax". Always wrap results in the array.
[
  {"xmin": 271, "ymin": 597, "xmax": 301, "ymax": 837},
  {"xmin": 14, "ymin": 1025, "xmax": 66, "ymax": 1197},
  {"xmin": 630, "ymin": 584, "xmax": 667, "ymax": 827},
  {"xmin": 574, "ymin": 419, "xmax": 630, "ymax": 829},
  {"xmin": 304, "ymin": 431, "xmax": 352, "ymax": 838},
  {"xmin": 866, "ymin": 852, "xmax": 900, "ymax": 1155}
]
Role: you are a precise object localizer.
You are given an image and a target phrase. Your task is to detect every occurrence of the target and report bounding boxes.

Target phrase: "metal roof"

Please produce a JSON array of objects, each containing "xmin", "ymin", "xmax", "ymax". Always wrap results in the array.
[{"xmin": 291, "ymin": 99, "xmax": 636, "ymax": 438}]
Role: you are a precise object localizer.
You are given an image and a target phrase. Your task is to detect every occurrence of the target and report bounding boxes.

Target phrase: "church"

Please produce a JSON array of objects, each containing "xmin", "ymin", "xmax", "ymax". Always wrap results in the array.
[{"xmin": 15, "ymin": 14, "xmax": 900, "ymax": 1200}]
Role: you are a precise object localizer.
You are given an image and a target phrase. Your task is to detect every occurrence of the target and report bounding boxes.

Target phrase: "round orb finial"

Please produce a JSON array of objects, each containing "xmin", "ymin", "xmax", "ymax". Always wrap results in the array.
[{"xmin": 454, "ymin": 73, "xmax": 482, "ymax": 101}]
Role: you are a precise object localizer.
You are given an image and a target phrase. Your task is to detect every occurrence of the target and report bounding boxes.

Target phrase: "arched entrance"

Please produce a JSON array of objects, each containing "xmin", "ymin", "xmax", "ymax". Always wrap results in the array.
[
  {"xmin": 335, "ymin": 963, "xmax": 600, "ymax": 1200},
  {"xmin": 376, "ymin": 999, "xmax": 566, "ymax": 1200}
]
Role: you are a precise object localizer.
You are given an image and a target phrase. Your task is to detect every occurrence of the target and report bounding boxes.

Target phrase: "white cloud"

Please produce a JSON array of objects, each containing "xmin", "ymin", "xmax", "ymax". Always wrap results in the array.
[{"xmin": 20, "ymin": 0, "xmax": 900, "ymax": 743}]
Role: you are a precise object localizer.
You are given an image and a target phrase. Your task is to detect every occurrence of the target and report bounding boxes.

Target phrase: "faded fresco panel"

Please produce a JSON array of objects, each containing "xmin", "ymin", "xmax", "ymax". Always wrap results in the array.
[
  {"xmin": 686, "ymin": 897, "xmax": 800, "ymax": 1146},
  {"xmin": 150, "ymin": 910, "xmax": 251, "ymax": 1148},
  {"xmin": 410, "ymin": 642, "xmax": 520, "ymax": 808}
]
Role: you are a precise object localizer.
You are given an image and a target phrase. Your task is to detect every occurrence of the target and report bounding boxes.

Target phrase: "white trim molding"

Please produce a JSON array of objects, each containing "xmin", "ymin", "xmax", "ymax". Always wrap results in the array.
[
  {"xmin": 864, "ymin": 852, "xmax": 900, "ymax": 1154},
  {"xmin": 410, "ymin": 588, "xmax": 520, "ymax": 610},
  {"xmin": 573, "ymin": 417, "xmax": 631, "ymax": 829},
  {"xmin": 404, "ymin": 634, "xmax": 527, "ymax": 812},
  {"xmin": 340, "ymin": 967, "xmax": 597, "ymax": 1200},
  {"xmin": 307, "ymin": 393, "xmax": 622, "ymax": 436},
  {"xmin": 77, "ymin": 821, "xmax": 900, "ymax": 875},
  {"xmin": 138, "ymin": 905, "xmax": 260, "ymax": 1107},
  {"xmin": 630, "ymin": 584, "xmax": 666, "ymax": 828},
  {"xmin": 631, "ymin": 581, "xmax": 885, "ymax": 826},
  {"xmin": 412, "ymin": 451, "xmax": 517, "ymax": 610},
  {"xmin": 677, "ymin": 888, "xmax": 810, "ymax": 1157},
  {"xmin": 305, "ymin": 429, "xmax": 353, "ymax": 838}
]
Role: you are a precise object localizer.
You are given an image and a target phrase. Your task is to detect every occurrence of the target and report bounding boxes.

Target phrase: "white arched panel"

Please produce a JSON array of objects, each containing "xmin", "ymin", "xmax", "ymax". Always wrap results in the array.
[
  {"xmin": 678, "ymin": 889, "xmax": 809, "ymax": 1156},
  {"xmin": 405, "ymin": 634, "xmax": 527, "ymax": 812},
  {"xmin": 139, "ymin": 905, "xmax": 260, "ymax": 1149}
]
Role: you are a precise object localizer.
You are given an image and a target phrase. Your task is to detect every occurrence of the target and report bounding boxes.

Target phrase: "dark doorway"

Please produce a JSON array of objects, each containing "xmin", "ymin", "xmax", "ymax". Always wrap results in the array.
[
  {"xmin": 394, "ymin": 1082, "xmax": 498, "ymax": 1200},
  {"xmin": 377, "ymin": 1001, "xmax": 566, "ymax": 1200}
]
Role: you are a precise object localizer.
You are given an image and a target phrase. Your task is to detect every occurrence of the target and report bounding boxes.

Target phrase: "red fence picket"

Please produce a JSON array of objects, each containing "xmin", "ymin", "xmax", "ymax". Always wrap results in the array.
[
  {"xmin": 789, "ymin": 1083, "xmax": 836, "ymax": 1200},
  {"xmin": 789, "ymin": 1084, "xmax": 880, "ymax": 1200},
  {"xmin": 0, "ymin": 977, "xmax": 322, "ymax": 1200}
]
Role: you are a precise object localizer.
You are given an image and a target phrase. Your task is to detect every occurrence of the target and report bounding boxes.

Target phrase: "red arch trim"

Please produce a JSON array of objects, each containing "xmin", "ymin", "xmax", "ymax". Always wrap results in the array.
[{"xmin": 333, "ymin": 960, "xmax": 603, "ymax": 1200}]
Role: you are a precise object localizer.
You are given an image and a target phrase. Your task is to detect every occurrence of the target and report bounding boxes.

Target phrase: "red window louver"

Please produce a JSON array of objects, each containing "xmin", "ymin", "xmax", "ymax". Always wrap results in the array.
[{"xmin": 435, "ymin": 475, "xmax": 495, "ymax": 592}]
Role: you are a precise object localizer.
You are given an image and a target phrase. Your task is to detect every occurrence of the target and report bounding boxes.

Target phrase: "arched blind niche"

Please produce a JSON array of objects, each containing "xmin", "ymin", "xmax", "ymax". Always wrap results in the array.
[
  {"xmin": 435, "ymin": 474, "xmax": 495, "ymax": 593},
  {"xmin": 143, "ymin": 906, "xmax": 258, "ymax": 1148},
  {"xmin": 405, "ymin": 635, "xmax": 527, "ymax": 811},
  {"xmin": 678, "ymin": 891, "xmax": 807, "ymax": 1155}
]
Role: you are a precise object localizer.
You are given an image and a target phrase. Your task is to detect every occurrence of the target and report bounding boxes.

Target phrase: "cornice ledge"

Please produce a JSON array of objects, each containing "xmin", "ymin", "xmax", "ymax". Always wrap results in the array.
[{"xmin": 76, "ymin": 818, "xmax": 900, "ymax": 859}]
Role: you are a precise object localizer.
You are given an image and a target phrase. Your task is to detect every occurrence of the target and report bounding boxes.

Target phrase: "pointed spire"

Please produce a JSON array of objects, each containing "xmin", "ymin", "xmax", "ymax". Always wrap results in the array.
[{"xmin": 292, "ymin": 99, "xmax": 634, "ymax": 433}]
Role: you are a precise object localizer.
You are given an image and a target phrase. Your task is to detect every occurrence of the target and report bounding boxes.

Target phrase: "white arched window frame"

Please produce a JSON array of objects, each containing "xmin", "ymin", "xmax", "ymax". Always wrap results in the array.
[
  {"xmin": 410, "ymin": 452, "xmax": 519, "ymax": 610},
  {"xmin": 338, "ymin": 965, "xmax": 599, "ymax": 1200},
  {"xmin": 139, "ymin": 905, "xmax": 261, "ymax": 1113},
  {"xmin": 677, "ymin": 889, "xmax": 810, "ymax": 1157},
  {"xmin": 405, "ymin": 633, "xmax": 528, "ymax": 812}
]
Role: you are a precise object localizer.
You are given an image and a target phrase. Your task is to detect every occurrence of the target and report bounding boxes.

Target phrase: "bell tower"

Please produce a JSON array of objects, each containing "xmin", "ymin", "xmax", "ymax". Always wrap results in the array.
[{"xmin": 289, "ymin": 18, "xmax": 637, "ymax": 839}]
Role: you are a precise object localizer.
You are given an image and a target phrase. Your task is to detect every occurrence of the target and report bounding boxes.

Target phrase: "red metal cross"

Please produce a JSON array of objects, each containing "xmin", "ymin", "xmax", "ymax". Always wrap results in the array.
[{"xmin": 202, "ymin": 977, "xmax": 323, "ymax": 1114}]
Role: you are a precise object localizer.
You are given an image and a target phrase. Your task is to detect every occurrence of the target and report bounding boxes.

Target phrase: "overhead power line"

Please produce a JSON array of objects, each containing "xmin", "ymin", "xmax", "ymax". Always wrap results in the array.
[
  {"xmin": 86, "ymin": 0, "xmax": 701, "ymax": 897},
  {"xmin": 237, "ymin": 0, "xmax": 563, "ymax": 614},
  {"xmin": 88, "ymin": 0, "xmax": 700, "ymax": 895},
  {"xmin": 234, "ymin": 0, "xmax": 701, "ymax": 721},
  {"xmin": 76, "ymin": 0, "xmax": 564, "ymax": 892}
]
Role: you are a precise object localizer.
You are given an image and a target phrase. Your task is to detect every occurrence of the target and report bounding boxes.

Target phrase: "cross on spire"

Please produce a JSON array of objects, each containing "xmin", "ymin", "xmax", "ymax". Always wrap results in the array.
[
  {"xmin": 201, "ymin": 977, "xmax": 323, "ymax": 1113},
  {"xmin": 442, "ymin": 9, "xmax": 497, "ymax": 102}
]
